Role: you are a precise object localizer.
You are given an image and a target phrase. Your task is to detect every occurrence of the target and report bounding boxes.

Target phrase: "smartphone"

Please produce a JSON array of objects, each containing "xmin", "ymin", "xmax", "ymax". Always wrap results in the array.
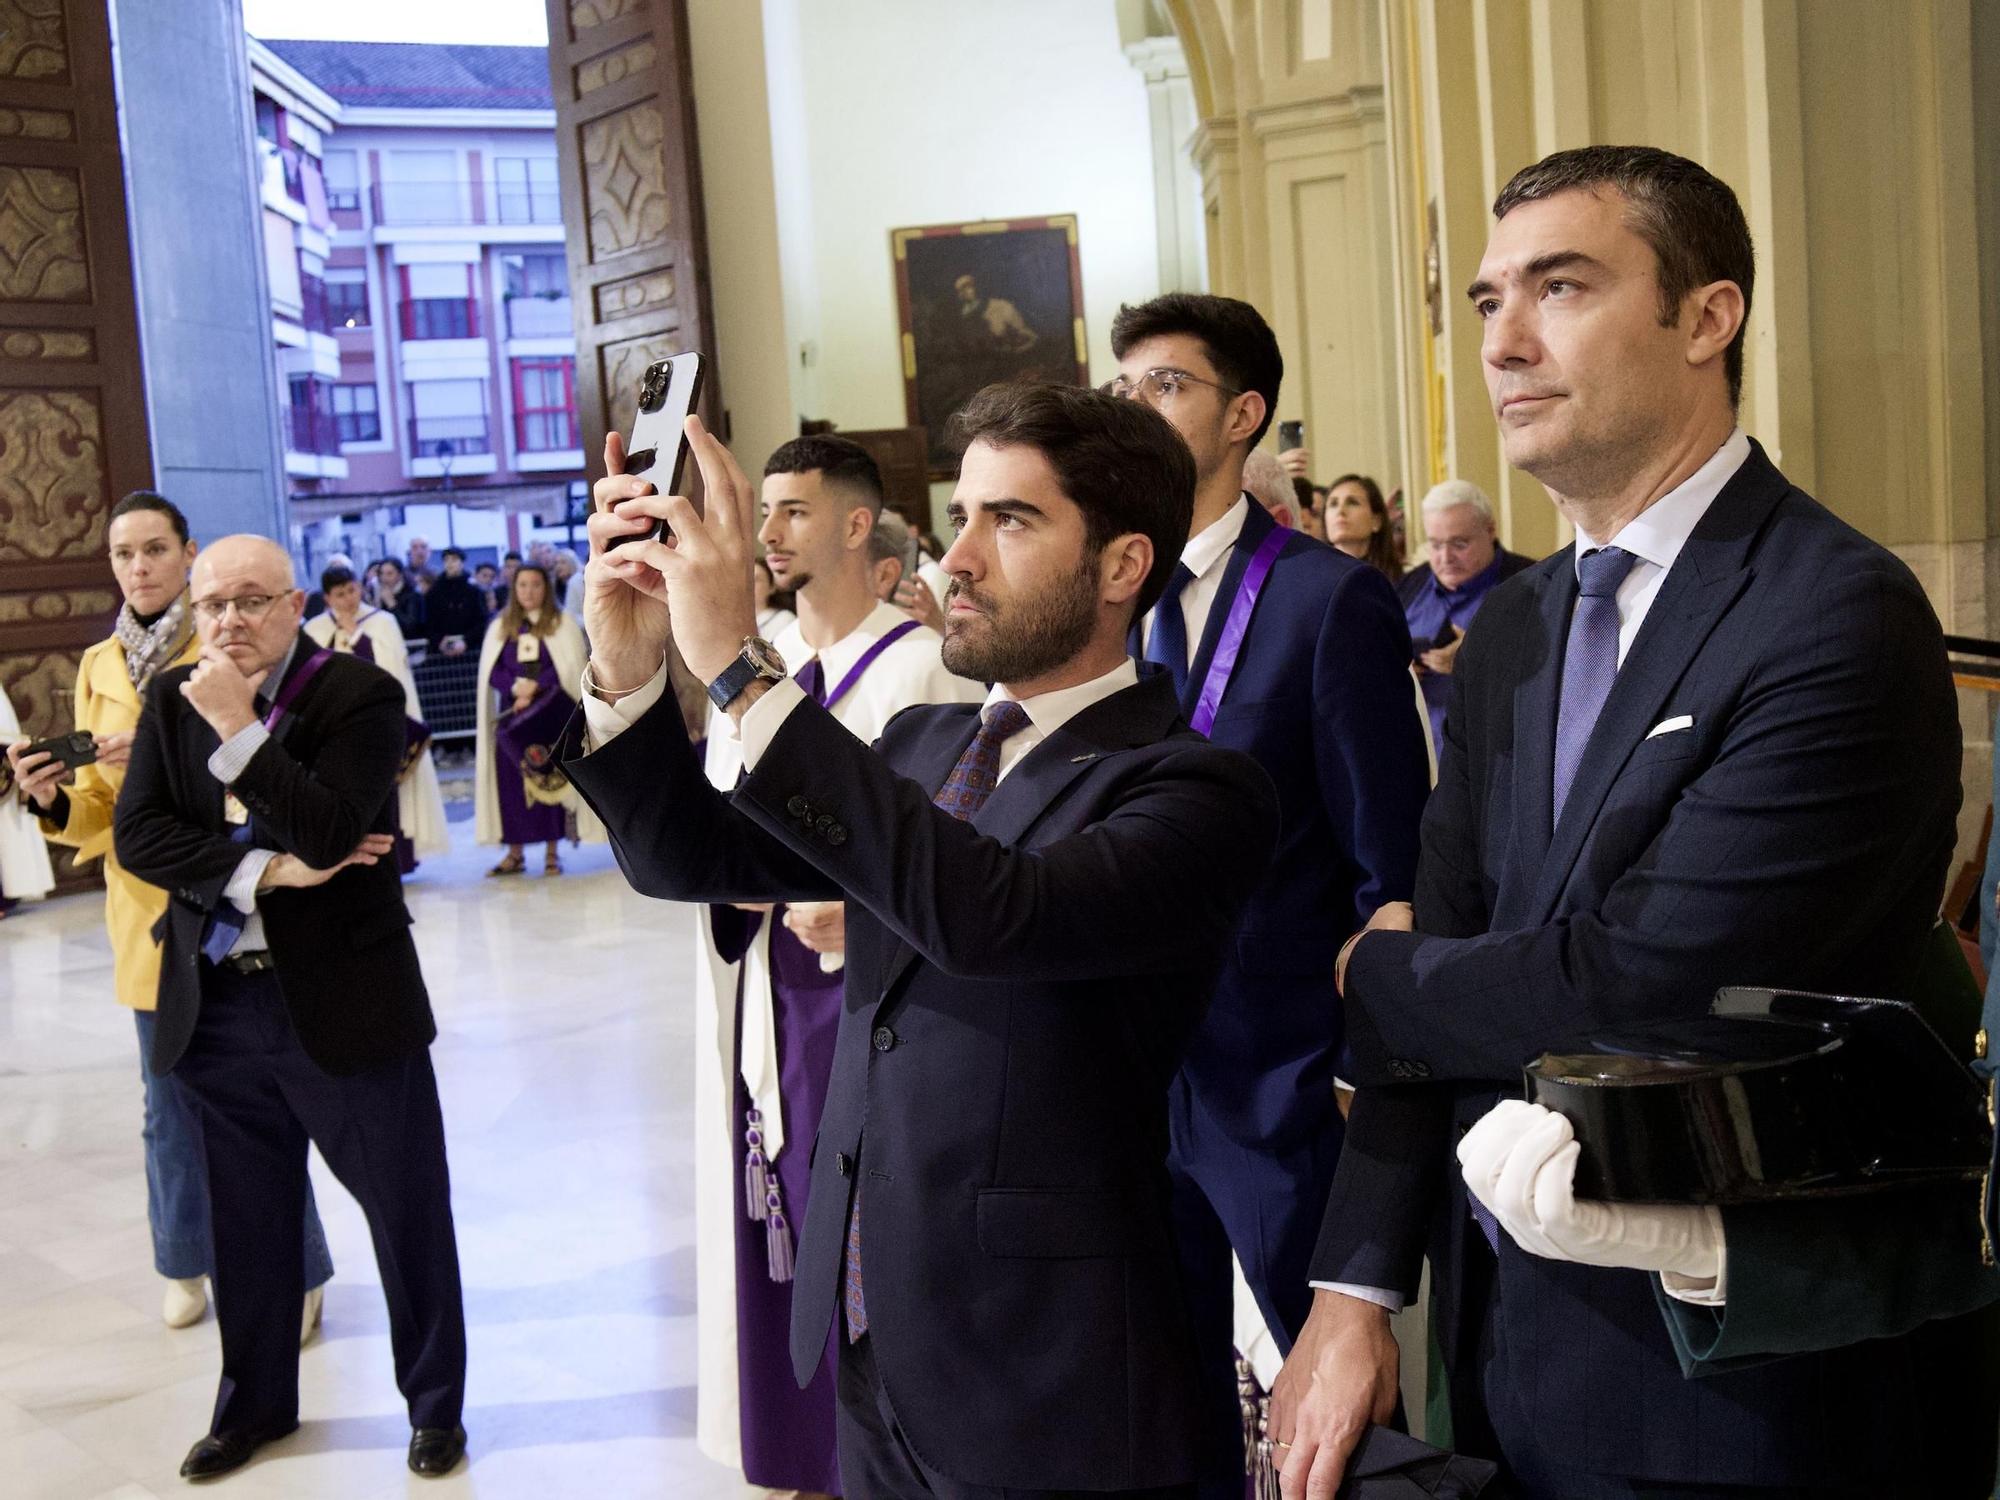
[
  {"xmin": 26, "ymin": 731, "xmax": 96, "ymax": 770},
  {"xmin": 1419, "ymin": 620, "xmax": 1459, "ymax": 654},
  {"xmin": 609, "ymin": 351, "xmax": 705, "ymax": 549},
  {"xmin": 1277, "ymin": 419, "xmax": 1306, "ymax": 452}
]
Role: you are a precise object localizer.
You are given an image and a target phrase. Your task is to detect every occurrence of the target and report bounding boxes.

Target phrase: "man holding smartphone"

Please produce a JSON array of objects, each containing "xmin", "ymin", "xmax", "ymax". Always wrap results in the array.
[
  {"xmin": 6, "ymin": 492, "xmax": 336, "ymax": 1338},
  {"xmin": 566, "ymin": 388, "xmax": 1279, "ymax": 1496}
]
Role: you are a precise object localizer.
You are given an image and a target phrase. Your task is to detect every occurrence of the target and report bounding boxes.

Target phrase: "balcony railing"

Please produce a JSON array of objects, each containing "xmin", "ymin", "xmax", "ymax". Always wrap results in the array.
[
  {"xmin": 400, "ymin": 298, "xmax": 478, "ymax": 341},
  {"xmin": 410, "ymin": 415, "xmax": 491, "ymax": 459},
  {"xmin": 298, "ymin": 273, "xmax": 328, "ymax": 336},
  {"xmin": 505, "ymin": 294, "xmax": 572, "ymax": 339},
  {"xmin": 370, "ymin": 180, "xmax": 562, "ymax": 228},
  {"xmin": 287, "ymin": 402, "xmax": 341, "ymax": 457}
]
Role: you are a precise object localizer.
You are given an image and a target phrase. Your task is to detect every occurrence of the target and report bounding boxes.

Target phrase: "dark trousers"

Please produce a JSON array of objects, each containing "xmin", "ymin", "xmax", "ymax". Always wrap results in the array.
[
  {"xmin": 173, "ymin": 961, "xmax": 467, "ymax": 1438},
  {"xmin": 835, "ymin": 1333, "xmax": 1195, "ymax": 1500},
  {"xmin": 1166, "ymin": 1074, "xmax": 1342, "ymax": 1498},
  {"xmin": 1449, "ymin": 1242, "xmax": 1863, "ymax": 1500}
]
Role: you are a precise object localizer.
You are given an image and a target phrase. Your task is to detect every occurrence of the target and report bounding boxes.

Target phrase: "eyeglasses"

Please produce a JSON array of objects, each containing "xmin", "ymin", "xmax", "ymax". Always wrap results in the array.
[
  {"xmin": 1102, "ymin": 367, "xmax": 1243, "ymax": 406},
  {"xmin": 192, "ymin": 593, "xmax": 283, "ymax": 622}
]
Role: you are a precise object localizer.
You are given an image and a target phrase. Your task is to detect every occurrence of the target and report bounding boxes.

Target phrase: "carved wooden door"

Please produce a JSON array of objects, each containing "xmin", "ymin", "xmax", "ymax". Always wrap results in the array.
[
  {"xmin": 544, "ymin": 0, "xmax": 720, "ymax": 470},
  {"xmin": 0, "ymin": 0, "xmax": 155, "ymax": 891}
]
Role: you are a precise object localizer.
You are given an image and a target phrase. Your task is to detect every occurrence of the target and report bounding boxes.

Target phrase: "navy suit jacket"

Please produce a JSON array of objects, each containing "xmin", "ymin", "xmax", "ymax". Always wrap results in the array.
[
  {"xmin": 1152, "ymin": 502, "xmax": 1430, "ymax": 1147},
  {"xmin": 560, "ymin": 671, "xmax": 1279, "ymax": 1492},
  {"xmin": 1313, "ymin": 442, "xmax": 1979, "ymax": 1489}
]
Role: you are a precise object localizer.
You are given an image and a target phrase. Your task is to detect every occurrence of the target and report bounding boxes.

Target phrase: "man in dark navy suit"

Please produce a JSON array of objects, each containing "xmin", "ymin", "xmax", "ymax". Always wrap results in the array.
[
  {"xmin": 1107, "ymin": 293, "xmax": 1432, "ymax": 1493},
  {"xmin": 563, "ymin": 385, "xmax": 1280, "ymax": 1497},
  {"xmin": 1271, "ymin": 145, "xmax": 1994, "ymax": 1499}
]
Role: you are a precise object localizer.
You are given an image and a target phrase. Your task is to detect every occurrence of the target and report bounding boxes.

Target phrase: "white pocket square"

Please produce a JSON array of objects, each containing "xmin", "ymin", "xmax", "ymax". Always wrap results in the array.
[{"xmin": 1645, "ymin": 714, "xmax": 1694, "ymax": 740}]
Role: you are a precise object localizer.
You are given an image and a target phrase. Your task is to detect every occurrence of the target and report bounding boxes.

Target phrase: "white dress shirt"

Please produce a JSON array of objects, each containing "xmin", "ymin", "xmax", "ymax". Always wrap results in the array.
[
  {"xmin": 1318, "ymin": 429, "xmax": 1753, "ymax": 1315},
  {"xmin": 1141, "ymin": 495, "xmax": 1249, "ymax": 665}
]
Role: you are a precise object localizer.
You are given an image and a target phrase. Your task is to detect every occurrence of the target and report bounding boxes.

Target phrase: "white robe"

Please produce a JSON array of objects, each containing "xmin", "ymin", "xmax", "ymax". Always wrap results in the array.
[
  {"xmin": 305, "ymin": 608, "xmax": 450, "ymax": 858},
  {"xmin": 691, "ymin": 600, "xmax": 982, "ymax": 1468},
  {"xmin": 0, "ymin": 682, "xmax": 55, "ymax": 901},
  {"xmin": 472, "ymin": 611, "xmax": 605, "ymax": 846}
]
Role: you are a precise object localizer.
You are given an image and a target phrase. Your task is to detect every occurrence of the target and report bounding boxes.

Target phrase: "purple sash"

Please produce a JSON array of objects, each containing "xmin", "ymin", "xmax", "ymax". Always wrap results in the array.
[
  {"xmin": 1187, "ymin": 527, "xmax": 1289, "ymax": 737},
  {"xmin": 813, "ymin": 619, "xmax": 923, "ymax": 711},
  {"xmin": 265, "ymin": 647, "xmax": 334, "ymax": 732}
]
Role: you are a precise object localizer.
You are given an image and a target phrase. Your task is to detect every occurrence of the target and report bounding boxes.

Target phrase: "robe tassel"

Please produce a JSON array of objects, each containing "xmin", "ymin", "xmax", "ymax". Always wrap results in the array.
[
  {"xmin": 764, "ymin": 1178, "xmax": 796, "ymax": 1283},
  {"xmin": 744, "ymin": 1108, "xmax": 770, "ymax": 1222}
]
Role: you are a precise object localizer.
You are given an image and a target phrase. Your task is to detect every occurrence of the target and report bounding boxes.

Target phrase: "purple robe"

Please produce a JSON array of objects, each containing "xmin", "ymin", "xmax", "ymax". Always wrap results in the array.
[
  {"xmin": 723, "ymin": 912, "xmax": 844, "ymax": 1495},
  {"xmin": 490, "ymin": 635, "xmax": 570, "ymax": 845}
]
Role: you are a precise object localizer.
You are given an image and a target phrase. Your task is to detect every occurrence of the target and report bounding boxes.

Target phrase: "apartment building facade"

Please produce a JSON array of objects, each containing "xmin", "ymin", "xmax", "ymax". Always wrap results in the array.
[{"xmin": 247, "ymin": 39, "xmax": 587, "ymax": 568}]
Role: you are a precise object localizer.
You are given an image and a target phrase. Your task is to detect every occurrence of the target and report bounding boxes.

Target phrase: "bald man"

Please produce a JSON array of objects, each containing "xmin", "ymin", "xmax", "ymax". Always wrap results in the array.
[{"xmin": 115, "ymin": 537, "xmax": 469, "ymax": 1482}]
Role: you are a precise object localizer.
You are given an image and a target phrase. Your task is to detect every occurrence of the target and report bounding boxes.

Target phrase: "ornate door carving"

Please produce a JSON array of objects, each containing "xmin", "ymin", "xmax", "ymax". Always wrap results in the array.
[
  {"xmin": 544, "ymin": 0, "xmax": 720, "ymax": 466},
  {"xmin": 0, "ymin": 0, "xmax": 155, "ymax": 891}
]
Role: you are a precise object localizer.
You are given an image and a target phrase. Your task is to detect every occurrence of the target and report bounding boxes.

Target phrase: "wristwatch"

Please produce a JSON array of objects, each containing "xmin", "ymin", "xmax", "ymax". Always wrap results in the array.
[{"xmin": 707, "ymin": 636, "xmax": 788, "ymax": 710}]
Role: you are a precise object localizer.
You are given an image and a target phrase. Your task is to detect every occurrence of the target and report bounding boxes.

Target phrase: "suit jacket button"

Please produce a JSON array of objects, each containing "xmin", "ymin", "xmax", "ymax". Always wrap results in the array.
[
  {"xmin": 787, "ymin": 795, "xmax": 810, "ymax": 819},
  {"xmin": 872, "ymin": 1026, "xmax": 897, "ymax": 1053},
  {"xmin": 835, "ymin": 1152, "xmax": 852, "ymax": 1177},
  {"xmin": 826, "ymin": 824, "xmax": 848, "ymax": 847}
]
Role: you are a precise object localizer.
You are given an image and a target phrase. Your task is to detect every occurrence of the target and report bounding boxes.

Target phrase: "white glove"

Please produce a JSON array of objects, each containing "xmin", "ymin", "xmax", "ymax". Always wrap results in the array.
[{"xmin": 1457, "ymin": 1100, "xmax": 1726, "ymax": 1300}]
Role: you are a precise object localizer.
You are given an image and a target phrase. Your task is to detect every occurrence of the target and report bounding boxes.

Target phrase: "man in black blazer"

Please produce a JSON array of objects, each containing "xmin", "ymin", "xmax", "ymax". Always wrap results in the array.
[
  {"xmin": 565, "ymin": 385, "xmax": 1280, "ymax": 1497},
  {"xmin": 114, "ymin": 536, "xmax": 468, "ymax": 1482},
  {"xmin": 1271, "ymin": 146, "xmax": 1993, "ymax": 1497}
]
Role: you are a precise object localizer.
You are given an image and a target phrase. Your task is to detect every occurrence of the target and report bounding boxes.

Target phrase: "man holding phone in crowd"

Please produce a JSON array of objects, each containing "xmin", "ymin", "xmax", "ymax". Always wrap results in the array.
[
  {"xmin": 565, "ymin": 387, "xmax": 1278, "ymax": 1497},
  {"xmin": 1396, "ymin": 479, "xmax": 1532, "ymax": 746},
  {"xmin": 618, "ymin": 426, "xmax": 978, "ymax": 1496},
  {"xmin": 6, "ymin": 492, "xmax": 337, "ymax": 1339}
]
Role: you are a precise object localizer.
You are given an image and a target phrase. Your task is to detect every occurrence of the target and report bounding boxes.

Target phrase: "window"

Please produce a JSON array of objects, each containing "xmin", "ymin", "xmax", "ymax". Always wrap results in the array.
[
  {"xmin": 399, "ymin": 263, "xmax": 477, "ymax": 341},
  {"xmin": 408, "ymin": 378, "xmax": 490, "ymax": 457},
  {"xmin": 378, "ymin": 150, "xmax": 462, "ymax": 224},
  {"xmin": 502, "ymin": 251, "xmax": 571, "ymax": 337},
  {"xmin": 493, "ymin": 157, "xmax": 560, "ymax": 224},
  {"xmin": 326, "ymin": 270, "xmax": 369, "ymax": 328},
  {"xmin": 286, "ymin": 375, "xmax": 337, "ymax": 455},
  {"xmin": 323, "ymin": 149, "xmax": 361, "ymax": 212},
  {"xmin": 512, "ymin": 358, "xmax": 577, "ymax": 452},
  {"xmin": 298, "ymin": 250, "xmax": 327, "ymax": 334},
  {"xmin": 332, "ymin": 383, "xmax": 381, "ymax": 443},
  {"xmin": 254, "ymin": 94, "xmax": 280, "ymax": 145}
]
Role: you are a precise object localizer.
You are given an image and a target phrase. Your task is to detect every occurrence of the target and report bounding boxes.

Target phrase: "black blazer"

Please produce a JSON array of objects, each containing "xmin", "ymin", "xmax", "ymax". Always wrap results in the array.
[
  {"xmin": 114, "ymin": 634, "xmax": 436, "ymax": 1077},
  {"xmin": 1314, "ymin": 441, "xmax": 1974, "ymax": 1489},
  {"xmin": 561, "ymin": 671, "xmax": 1279, "ymax": 1492}
]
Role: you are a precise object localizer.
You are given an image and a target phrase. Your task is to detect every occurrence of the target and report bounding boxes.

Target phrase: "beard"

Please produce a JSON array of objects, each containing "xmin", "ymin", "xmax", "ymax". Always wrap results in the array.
[{"xmin": 941, "ymin": 553, "xmax": 1099, "ymax": 684}]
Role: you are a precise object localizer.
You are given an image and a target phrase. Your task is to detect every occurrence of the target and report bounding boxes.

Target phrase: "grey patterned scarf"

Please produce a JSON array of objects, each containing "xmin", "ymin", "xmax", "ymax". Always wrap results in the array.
[{"xmin": 113, "ymin": 595, "xmax": 193, "ymax": 691}]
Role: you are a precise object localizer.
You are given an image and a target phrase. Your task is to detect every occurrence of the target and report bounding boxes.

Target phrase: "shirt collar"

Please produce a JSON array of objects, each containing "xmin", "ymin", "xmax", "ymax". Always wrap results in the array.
[
  {"xmin": 259, "ymin": 636, "xmax": 300, "ymax": 708},
  {"xmin": 1573, "ymin": 426, "xmax": 1751, "ymax": 573},
  {"xmin": 811, "ymin": 600, "xmax": 915, "ymax": 680},
  {"xmin": 1180, "ymin": 495, "xmax": 1250, "ymax": 581},
  {"xmin": 985, "ymin": 658, "xmax": 1140, "ymax": 742}
]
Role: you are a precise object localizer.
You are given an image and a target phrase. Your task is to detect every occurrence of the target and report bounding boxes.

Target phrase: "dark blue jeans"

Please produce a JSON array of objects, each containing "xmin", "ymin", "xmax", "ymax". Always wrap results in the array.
[{"xmin": 134, "ymin": 1007, "xmax": 333, "ymax": 1286}]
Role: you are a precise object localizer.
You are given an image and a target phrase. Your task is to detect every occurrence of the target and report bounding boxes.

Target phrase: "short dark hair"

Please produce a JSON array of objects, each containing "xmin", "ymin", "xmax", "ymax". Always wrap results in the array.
[
  {"xmin": 950, "ymin": 382, "xmax": 1195, "ymax": 620},
  {"xmin": 109, "ymin": 489, "xmax": 189, "ymax": 544},
  {"xmin": 1109, "ymin": 293, "xmax": 1284, "ymax": 446},
  {"xmin": 474, "ymin": 561, "xmax": 496, "ymax": 575},
  {"xmin": 1493, "ymin": 145, "xmax": 1755, "ymax": 407},
  {"xmin": 503, "ymin": 550, "xmax": 522, "ymax": 564},
  {"xmin": 442, "ymin": 546, "xmax": 465, "ymax": 562},
  {"xmin": 764, "ymin": 434, "xmax": 884, "ymax": 516},
  {"xmin": 319, "ymin": 565, "xmax": 357, "ymax": 593}
]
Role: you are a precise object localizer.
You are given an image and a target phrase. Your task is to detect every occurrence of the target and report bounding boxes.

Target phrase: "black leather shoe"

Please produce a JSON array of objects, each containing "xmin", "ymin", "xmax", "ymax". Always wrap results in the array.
[
  {"xmin": 407, "ymin": 1424, "xmax": 467, "ymax": 1477},
  {"xmin": 179, "ymin": 1420, "xmax": 298, "ymax": 1481}
]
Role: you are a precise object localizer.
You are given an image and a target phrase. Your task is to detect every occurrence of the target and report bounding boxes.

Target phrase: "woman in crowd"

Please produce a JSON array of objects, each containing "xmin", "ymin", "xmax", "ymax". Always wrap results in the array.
[
  {"xmin": 1323, "ymin": 472, "xmax": 1403, "ymax": 584},
  {"xmin": 474, "ymin": 564, "xmax": 594, "ymax": 876},
  {"xmin": 0, "ymin": 678, "xmax": 55, "ymax": 917},
  {"xmin": 304, "ymin": 565, "xmax": 450, "ymax": 874},
  {"xmin": 370, "ymin": 557, "xmax": 427, "ymax": 640}
]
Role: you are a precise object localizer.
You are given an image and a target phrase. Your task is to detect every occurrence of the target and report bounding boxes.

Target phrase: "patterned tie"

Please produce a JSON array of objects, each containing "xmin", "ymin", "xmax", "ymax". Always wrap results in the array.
[
  {"xmin": 842, "ymin": 698, "xmax": 1034, "ymax": 1342},
  {"xmin": 795, "ymin": 657, "xmax": 826, "ymax": 706},
  {"xmin": 1551, "ymin": 546, "xmax": 1638, "ymax": 826},
  {"xmin": 1141, "ymin": 563, "xmax": 1196, "ymax": 702}
]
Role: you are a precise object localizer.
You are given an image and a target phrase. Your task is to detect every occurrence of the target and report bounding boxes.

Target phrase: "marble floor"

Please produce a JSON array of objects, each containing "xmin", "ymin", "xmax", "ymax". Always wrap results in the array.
[{"xmin": 0, "ymin": 820, "xmax": 760, "ymax": 1500}]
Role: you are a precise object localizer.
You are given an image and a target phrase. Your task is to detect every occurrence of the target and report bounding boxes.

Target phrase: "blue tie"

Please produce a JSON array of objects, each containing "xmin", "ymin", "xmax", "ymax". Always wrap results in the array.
[
  {"xmin": 1552, "ymin": 546, "xmax": 1639, "ymax": 826},
  {"xmin": 1143, "ymin": 563, "xmax": 1196, "ymax": 702},
  {"xmin": 199, "ymin": 820, "xmax": 256, "ymax": 964}
]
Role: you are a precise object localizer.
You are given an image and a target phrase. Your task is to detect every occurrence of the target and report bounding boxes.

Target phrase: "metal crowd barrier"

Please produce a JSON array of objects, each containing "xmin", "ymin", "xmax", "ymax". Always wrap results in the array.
[{"xmin": 408, "ymin": 639, "xmax": 483, "ymax": 745}]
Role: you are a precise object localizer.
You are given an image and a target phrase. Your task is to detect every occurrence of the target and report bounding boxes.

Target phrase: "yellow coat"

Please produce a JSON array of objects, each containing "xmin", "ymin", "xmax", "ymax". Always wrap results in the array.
[{"xmin": 40, "ymin": 625, "xmax": 200, "ymax": 1010}]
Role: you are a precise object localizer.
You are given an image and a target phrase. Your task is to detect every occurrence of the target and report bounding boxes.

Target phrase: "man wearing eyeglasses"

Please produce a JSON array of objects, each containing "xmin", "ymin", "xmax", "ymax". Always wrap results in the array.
[
  {"xmin": 114, "ymin": 535, "xmax": 469, "ymax": 1483},
  {"xmin": 1397, "ymin": 480, "xmax": 1534, "ymax": 747},
  {"xmin": 1107, "ymin": 294, "xmax": 1432, "ymax": 1498}
]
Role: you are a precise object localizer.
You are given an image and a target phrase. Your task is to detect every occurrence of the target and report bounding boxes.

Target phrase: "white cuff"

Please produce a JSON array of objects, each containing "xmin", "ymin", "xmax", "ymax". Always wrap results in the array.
[
  {"xmin": 207, "ymin": 721, "xmax": 270, "ymax": 784},
  {"xmin": 581, "ymin": 659, "xmax": 670, "ymax": 750},
  {"xmin": 224, "ymin": 848, "xmax": 276, "ymax": 915},
  {"xmin": 1660, "ymin": 1226, "xmax": 1728, "ymax": 1306},
  {"xmin": 1309, "ymin": 1281, "xmax": 1407, "ymax": 1314},
  {"xmin": 737, "ymin": 677, "xmax": 807, "ymax": 771}
]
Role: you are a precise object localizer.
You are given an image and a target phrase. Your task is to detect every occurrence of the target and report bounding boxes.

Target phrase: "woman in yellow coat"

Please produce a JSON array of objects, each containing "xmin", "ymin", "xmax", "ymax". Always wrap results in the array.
[{"xmin": 5, "ymin": 492, "xmax": 333, "ymax": 1332}]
